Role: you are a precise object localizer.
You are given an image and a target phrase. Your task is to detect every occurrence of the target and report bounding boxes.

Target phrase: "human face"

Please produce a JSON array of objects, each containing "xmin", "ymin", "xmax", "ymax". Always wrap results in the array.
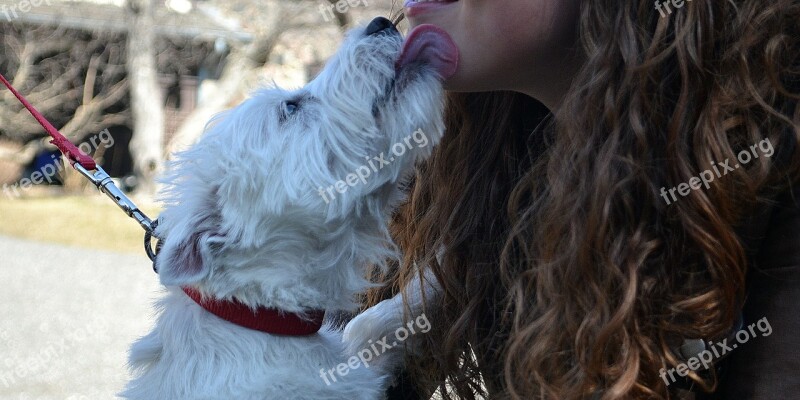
[{"xmin": 404, "ymin": 0, "xmax": 583, "ymax": 109}]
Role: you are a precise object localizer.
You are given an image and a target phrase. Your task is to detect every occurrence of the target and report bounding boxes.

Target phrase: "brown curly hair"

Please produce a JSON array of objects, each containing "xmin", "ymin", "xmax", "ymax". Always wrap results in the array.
[{"xmin": 370, "ymin": 0, "xmax": 800, "ymax": 399}]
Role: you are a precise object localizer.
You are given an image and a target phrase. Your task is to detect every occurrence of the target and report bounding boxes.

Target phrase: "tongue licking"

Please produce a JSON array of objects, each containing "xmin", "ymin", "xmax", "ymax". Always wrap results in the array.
[{"xmin": 397, "ymin": 24, "xmax": 459, "ymax": 79}]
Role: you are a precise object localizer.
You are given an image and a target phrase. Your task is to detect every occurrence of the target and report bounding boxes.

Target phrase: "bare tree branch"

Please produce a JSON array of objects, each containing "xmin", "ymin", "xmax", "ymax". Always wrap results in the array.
[{"xmin": 0, "ymin": 22, "xmax": 129, "ymax": 165}]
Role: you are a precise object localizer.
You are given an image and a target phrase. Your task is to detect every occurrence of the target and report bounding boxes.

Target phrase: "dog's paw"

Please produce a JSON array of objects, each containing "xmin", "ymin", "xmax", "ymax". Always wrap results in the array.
[
  {"xmin": 342, "ymin": 298, "xmax": 406, "ymax": 373},
  {"xmin": 343, "ymin": 298, "xmax": 403, "ymax": 349}
]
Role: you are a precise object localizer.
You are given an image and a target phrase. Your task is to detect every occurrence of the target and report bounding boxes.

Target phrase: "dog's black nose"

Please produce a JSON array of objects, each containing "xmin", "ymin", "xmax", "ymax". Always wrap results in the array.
[{"xmin": 365, "ymin": 17, "xmax": 397, "ymax": 36}]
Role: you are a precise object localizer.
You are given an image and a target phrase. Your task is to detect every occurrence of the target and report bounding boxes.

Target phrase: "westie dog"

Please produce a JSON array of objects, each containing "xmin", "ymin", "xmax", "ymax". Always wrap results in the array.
[{"xmin": 121, "ymin": 17, "xmax": 458, "ymax": 400}]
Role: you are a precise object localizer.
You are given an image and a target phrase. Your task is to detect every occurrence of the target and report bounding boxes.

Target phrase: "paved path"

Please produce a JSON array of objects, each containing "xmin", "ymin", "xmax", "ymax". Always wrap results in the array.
[{"xmin": 0, "ymin": 235, "xmax": 161, "ymax": 400}]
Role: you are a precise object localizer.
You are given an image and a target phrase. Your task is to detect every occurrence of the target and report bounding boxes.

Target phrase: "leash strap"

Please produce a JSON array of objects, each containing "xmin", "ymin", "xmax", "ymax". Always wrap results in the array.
[
  {"xmin": 0, "ymin": 71, "xmax": 160, "ymax": 261},
  {"xmin": 0, "ymin": 73, "xmax": 97, "ymax": 170}
]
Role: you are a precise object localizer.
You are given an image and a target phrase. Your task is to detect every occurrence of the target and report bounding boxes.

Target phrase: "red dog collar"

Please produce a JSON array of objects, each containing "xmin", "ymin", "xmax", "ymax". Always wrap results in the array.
[{"xmin": 182, "ymin": 287, "xmax": 325, "ymax": 336}]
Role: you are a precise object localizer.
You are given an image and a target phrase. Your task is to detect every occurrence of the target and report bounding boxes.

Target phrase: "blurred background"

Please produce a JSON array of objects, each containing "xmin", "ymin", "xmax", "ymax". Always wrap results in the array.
[{"xmin": 0, "ymin": 0, "xmax": 397, "ymax": 398}]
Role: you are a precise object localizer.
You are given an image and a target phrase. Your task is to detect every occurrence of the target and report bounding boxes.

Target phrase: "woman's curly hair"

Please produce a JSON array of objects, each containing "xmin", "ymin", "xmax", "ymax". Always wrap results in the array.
[{"xmin": 371, "ymin": 0, "xmax": 800, "ymax": 399}]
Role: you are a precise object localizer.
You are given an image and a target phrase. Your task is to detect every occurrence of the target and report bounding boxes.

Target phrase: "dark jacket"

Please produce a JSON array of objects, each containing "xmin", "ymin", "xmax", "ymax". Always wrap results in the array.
[{"xmin": 710, "ymin": 180, "xmax": 800, "ymax": 398}]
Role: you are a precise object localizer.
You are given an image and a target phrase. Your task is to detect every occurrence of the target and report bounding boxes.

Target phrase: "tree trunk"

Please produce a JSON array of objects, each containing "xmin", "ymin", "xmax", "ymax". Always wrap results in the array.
[{"xmin": 126, "ymin": 0, "xmax": 165, "ymax": 196}]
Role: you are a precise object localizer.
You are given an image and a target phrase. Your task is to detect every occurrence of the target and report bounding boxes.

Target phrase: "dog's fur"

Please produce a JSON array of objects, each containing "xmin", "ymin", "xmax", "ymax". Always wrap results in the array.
[
  {"xmin": 121, "ymin": 21, "xmax": 445, "ymax": 400},
  {"xmin": 343, "ymin": 267, "xmax": 443, "ymax": 374}
]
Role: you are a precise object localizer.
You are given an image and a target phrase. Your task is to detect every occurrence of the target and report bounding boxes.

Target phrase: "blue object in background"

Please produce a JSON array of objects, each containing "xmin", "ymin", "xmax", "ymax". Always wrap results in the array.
[{"xmin": 23, "ymin": 150, "xmax": 63, "ymax": 185}]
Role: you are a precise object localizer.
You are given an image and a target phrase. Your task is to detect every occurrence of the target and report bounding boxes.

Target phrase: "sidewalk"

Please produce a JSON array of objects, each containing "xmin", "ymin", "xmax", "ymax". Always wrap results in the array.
[{"xmin": 0, "ymin": 235, "xmax": 161, "ymax": 400}]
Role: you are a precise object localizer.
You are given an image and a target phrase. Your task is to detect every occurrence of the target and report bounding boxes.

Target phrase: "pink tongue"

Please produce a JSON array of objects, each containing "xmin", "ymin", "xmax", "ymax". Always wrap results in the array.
[{"xmin": 397, "ymin": 24, "xmax": 459, "ymax": 79}]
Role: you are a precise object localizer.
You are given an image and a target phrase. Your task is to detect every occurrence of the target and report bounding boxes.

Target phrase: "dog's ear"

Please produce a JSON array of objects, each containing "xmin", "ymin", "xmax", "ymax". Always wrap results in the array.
[
  {"xmin": 156, "ymin": 225, "xmax": 223, "ymax": 287},
  {"xmin": 154, "ymin": 183, "xmax": 226, "ymax": 287}
]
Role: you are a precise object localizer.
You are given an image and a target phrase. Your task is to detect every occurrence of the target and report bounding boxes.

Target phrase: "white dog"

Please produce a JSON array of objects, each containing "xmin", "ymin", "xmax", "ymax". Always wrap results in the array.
[{"xmin": 121, "ymin": 16, "xmax": 458, "ymax": 400}]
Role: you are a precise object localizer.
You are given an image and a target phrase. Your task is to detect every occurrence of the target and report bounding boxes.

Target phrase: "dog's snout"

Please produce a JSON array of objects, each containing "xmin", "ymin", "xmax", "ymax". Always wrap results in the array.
[{"xmin": 365, "ymin": 17, "xmax": 397, "ymax": 36}]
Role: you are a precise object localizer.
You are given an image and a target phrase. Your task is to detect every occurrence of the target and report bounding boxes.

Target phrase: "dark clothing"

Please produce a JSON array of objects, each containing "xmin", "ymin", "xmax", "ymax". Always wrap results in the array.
[{"xmin": 711, "ymin": 181, "xmax": 800, "ymax": 398}]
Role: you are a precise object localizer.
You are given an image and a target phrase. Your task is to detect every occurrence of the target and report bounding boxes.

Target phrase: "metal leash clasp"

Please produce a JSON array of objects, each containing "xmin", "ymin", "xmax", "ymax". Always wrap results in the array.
[{"xmin": 72, "ymin": 162, "xmax": 161, "ymax": 267}]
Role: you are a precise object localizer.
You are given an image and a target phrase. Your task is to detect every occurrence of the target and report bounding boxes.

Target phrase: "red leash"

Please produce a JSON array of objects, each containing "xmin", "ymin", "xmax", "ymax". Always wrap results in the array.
[
  {"xmin": 0, "ymin": 73, "xmax": 96, "ymax": 170},
  {"xmin": 0, "ymin": 71, "xmax": 158, "ymax": 245}
]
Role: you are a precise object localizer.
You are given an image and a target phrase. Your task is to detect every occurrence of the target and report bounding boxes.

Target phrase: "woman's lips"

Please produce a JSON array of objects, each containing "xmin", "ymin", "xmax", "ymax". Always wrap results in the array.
[{"xmin": 404, "ymin": 0, "xmax": 458, "ymax": 18}]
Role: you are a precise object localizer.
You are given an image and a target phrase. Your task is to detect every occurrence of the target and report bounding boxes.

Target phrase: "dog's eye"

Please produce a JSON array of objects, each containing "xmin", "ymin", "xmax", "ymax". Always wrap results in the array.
[{"xmin": 281, "ymin": 101, "xmax": 299, "ymax": 119}]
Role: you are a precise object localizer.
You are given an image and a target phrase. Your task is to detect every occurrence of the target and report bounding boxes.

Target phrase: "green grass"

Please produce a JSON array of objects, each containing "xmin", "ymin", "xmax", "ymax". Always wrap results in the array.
[{"xmin": 0, "ymin": 195, "xmax": 161, "ymax": 253}]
